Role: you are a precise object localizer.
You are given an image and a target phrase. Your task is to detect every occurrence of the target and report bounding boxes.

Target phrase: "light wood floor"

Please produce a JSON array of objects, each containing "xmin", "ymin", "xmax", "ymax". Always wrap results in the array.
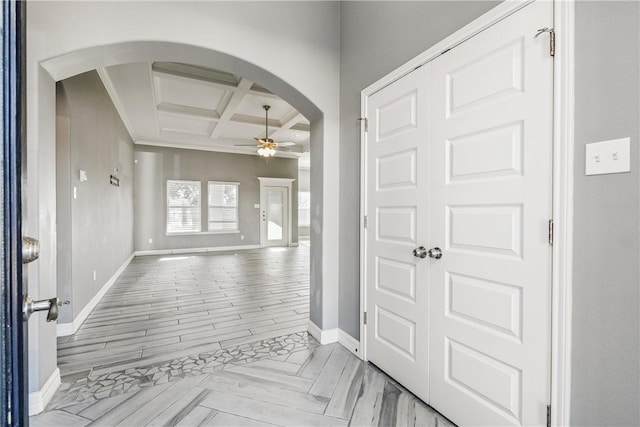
[
  {"xmin": 32, "ymin": 246, "xmax": 452, "ymax": 426},
  {"xmin": 57, "ymin": 247, "xmax": 310, "ymax": 380}
]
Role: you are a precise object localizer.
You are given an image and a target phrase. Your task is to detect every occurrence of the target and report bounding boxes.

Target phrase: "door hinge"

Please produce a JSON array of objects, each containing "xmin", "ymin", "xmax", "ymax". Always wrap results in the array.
[
  {"xmin": 548, "ymin": 219, "xmax": 554, "ymax": 245},
  {"xmin": 358, "ymin": 117, "xmax": 368, "ymax": 132},
  {"xmin": 363, "ymin": 311, "xmax": 367, "ymax": 325},
  {"xmin": 547, "ymin": 404, "xmax": 551, "ymax": 427},
  {"xmin": 535, "ymin": 27, "xmax": 555, "ymax": 57},
  {"xmin": 363, "ymin": 215, "xmax": 368, "ymax": 229}
]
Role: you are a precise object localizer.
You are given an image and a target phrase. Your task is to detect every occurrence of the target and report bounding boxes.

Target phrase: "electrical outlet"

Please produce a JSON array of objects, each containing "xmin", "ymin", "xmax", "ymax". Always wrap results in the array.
[
  {"xmin": 148, "ymin": 238, "xmax": 153, "ymax": 244},
  {"xmin": 240, "ymin": 235, "xmax": 244, "ymax": 240}
]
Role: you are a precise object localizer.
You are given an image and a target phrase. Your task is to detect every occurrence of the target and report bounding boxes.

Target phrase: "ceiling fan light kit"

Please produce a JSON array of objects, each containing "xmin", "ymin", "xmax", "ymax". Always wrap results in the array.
[
  {"xmin": 257, "ymin": 146, "xmax": 276, "ymax": 157},
  {"xmin": 233, "ymin": 103, "xmax": 300, "ymax": 156},
  {"xmin": 257, "ymin": 104, "xmax": 278, "ymax": 158}
]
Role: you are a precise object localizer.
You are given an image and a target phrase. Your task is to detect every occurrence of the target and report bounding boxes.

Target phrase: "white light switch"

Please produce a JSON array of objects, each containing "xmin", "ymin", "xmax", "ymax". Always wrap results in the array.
[
  {"xmin": 79, "ymin": 169, "xmax": 88, "ymax": 182},
  {"xmin": 254, "ymin": 204, "xmax": 260, "ymax": 209},
  {"xmin": 585, "ymin": 137, "xmax": 631, "ymax": 176}
]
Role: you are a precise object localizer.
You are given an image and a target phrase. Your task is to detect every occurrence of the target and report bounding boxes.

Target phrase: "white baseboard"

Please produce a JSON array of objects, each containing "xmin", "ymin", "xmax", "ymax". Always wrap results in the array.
[
  {"xmin": 56, "ymin": 320, "xmax": 75, "ymax": 337},
  {"xmin": 135, "ymin": 244, "xmax": 260, "ymax": 256},
  {"xmin": 57, "ymin": 253, "xmax": 134, "ymax": 337},
  {"xmin": 307, "ymin": 322, "xmax": 362, "ymax": 359},
  {"xmin": 29, "ymin": 367, "xmax": 60, "ymax": 416},
  {"xmin": 307, "ymin": 320, "xmax": 338, "ymax": 345},
  {"xmin": 338, "ymin": 329, "xmax": 362, "ymax": 359}
]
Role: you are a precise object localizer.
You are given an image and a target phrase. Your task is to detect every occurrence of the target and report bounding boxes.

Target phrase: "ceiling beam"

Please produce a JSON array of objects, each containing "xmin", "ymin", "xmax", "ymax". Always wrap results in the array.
[
  {"xmin": 230, "ymin": 114, "xmax": 281, "ymax": 128},
  {"xmin": 157, "ymin": 103, "xmax": 221, "ymax": 120},
  {"xmin": 96, "ymin": 67, "xmax": 138, "ymax": 140},
  {"xmin": 269, "ymin": 110, "xmax": 305, "ymax": 141},
  {"xmin": 290, "ymin": 123, "xmax": 311, "ymax": 132},
  {"xmin": 134, "ymin": 139, "xmax": 302, "ymax": 159},
  {"xmin": 154, "ymin": 68, "xmax": 280, "ymax": 100},
  {"xmin": 210, "ymin": 78, "xmax": 252, "ymax": 140},
  {"xmin": 153, "ymin": 67, "xmax": 238, "ymax": 90},
  {"xmin": 247, "ymin": 88, "xmax": 281, "ymax": 99}
]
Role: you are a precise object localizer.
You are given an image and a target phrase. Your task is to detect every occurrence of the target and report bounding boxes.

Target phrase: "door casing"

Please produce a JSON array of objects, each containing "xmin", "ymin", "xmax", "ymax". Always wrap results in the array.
[{"xmin": 359, "ymin": 0, "xmax": 575, "ymax": 424}]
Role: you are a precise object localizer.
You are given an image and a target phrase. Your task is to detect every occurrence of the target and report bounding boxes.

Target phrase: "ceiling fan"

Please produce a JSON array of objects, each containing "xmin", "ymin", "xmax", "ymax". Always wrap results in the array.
[{"xmin": 235, "ymin": 105, "xmax": 296, "ymax": 157}]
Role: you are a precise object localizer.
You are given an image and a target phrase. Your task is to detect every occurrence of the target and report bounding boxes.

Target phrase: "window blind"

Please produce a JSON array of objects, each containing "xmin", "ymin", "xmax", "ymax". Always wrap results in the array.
[
  {"xmin": 208, "ymin": 182, "xmax": 239, "ymax": 232},
  {"xmin": 166, "ymin": 180, "xmax": 201, "ymax": 233}
]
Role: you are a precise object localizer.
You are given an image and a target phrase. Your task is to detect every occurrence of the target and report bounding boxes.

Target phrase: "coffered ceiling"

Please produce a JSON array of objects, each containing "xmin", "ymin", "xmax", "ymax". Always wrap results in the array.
[{"xmin": 97, "ymin": 62, "xmax": 310, "ymax": 158}]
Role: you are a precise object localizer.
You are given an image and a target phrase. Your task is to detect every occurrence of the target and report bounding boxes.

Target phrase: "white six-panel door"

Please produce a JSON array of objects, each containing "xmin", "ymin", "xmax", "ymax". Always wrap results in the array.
[
  {"xmin": 428, "ymin": 2, "xmax": 553, "ymax": 426},
  {"xmin": 365, "ymin": 64, "xmax": 431, "ymax": 402},
  {"xmin": 364, "ymin": 1, "xmax": 553, "ymax": 425}
]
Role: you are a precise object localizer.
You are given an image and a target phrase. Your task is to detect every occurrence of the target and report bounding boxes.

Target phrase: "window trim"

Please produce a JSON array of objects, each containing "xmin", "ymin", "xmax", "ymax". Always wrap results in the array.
[{"xmin": 207, "ymin": 181, "xmax": 240, "ymax": 233}]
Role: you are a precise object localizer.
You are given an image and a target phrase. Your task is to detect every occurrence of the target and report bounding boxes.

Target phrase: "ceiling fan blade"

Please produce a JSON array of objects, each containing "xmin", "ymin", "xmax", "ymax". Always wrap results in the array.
[
  {"xmin": 234, "ymin": 144, "xmax": 261, "ymax": 147},
  {"xmin": 255, "ymin": 137, "xmax": 274, "ymax": 144},
  {"xmin": 277, "ymin": 141, "xmax": 296, "ymax": 147}
]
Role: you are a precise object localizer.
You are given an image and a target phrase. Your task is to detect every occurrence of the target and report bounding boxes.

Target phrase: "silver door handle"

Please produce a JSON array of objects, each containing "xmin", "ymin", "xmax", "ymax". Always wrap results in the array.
[
  {"xmin": 22, "ymin": 236, "xmax": 40, "ymax": 264},
  {"xmin": 428, "ymin": 247, "xmax": 443, "ymax": 259},
  {"xmin": 413, "ymin": 246, "xmax": 428, "ymax": 258},
  {"xmin": 23, "ymin": 295, "xmax": 69, "ymax": 321}
]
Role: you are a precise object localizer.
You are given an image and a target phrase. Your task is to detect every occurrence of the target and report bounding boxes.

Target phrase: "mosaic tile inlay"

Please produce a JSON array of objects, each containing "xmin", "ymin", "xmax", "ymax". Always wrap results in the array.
[{"xmin": 49, "ymin": 331, "xmax": 318, "ymax": 410}]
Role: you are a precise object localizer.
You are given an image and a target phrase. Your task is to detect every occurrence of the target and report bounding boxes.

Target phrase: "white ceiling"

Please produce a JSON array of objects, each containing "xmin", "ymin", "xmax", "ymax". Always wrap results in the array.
[{"xmin": 98, "ymin": 62, "xmax": 310, "ymax": 159}]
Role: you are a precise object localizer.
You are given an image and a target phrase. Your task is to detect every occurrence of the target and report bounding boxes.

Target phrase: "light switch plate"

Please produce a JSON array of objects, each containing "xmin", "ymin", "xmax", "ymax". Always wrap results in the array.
[{"xmin": 585, "ymin": 137, "xmax": 630, "ymax": 176}]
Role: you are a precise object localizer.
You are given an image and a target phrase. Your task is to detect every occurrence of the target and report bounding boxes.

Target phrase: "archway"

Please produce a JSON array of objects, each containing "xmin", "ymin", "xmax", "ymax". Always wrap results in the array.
[{"xmin": 26, "ymin": 37, "xmax": 339, "ymax": 409}]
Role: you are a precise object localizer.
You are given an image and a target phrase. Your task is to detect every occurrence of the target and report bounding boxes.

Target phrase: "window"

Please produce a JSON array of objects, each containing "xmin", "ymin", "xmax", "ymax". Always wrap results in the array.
[
  {"xmin": 298, "ymin": 191, "xmax": 310, "ymax": 226},
  {"xmin": 166, "ymin": 180, "xmax": 201, "ymax": 233},
  {"xmin": 208, "ymin": 182, "xmax": 239, "ymax": 232}
]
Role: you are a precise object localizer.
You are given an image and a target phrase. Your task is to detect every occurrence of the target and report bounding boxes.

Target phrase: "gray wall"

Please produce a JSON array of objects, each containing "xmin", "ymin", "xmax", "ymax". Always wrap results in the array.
[
  {"xmin": 298, "ymin": 168, "xmax": 310, "ymax": 237},
  {"xmin": 134, "ymin": 145, "xmax": 298, "ymax": 252},
  {"xmin": 338, "ymin": 1, "xmax": 500, "ymax": 338},
  {"xmin": 309, "ymin": 118, "xmax": 324, "ymax": 327},
  {"xmin": 56, "ymin": 85, "xmax": 72, "ymax": 322},
  {"xmin": 56, "ymin": 71, "xmax": 135, "ymax": 323},
  {"xmin": 298, "ymin": 169, "xmax": 310, "ymax": 192},
  {"xmin": 571, "ymin": 2, "xmax": 640, "ymax": 425}
]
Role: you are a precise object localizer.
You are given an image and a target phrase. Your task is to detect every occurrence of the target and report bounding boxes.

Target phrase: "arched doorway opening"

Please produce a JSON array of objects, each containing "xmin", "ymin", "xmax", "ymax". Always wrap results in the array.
[{"xmin": 26, "ymin": 38, "xmax": 339, "ymax": 407}]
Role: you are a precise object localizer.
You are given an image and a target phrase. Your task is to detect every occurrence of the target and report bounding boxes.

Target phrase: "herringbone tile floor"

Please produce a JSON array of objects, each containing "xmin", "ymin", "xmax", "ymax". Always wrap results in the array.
[{"xmin": 31, "ymin": 247, "xmax": 451, "ymax": 426}]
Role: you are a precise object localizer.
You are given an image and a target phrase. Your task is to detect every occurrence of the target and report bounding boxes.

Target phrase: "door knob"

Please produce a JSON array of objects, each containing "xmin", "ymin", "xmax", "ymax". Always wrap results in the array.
[
  {"xmin": 413, "ymin": 246, "xmax": 428, "ymax": 258},
  {"xmin": 23, "ymin": 295, "xmax": 69, "ymax": 321},
  {"xmin": 22, "ymin": 236, "xmax": 40, "ymax": 264},
  {"xmin": 428, "ymin": 247, "xmax": 443, "ymax": 259}
]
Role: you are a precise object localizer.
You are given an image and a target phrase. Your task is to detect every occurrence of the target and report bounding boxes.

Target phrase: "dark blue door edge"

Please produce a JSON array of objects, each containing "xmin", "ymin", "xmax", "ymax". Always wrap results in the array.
[{"xmin": 2, "ymin": 0, "xmax": 26, "ymax": 425}]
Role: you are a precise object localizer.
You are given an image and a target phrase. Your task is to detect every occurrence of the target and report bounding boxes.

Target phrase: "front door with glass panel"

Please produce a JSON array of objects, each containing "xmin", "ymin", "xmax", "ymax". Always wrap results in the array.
[{"xmin": 261, "ymin": 186, "xmax": 289, "ymax": 247}]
